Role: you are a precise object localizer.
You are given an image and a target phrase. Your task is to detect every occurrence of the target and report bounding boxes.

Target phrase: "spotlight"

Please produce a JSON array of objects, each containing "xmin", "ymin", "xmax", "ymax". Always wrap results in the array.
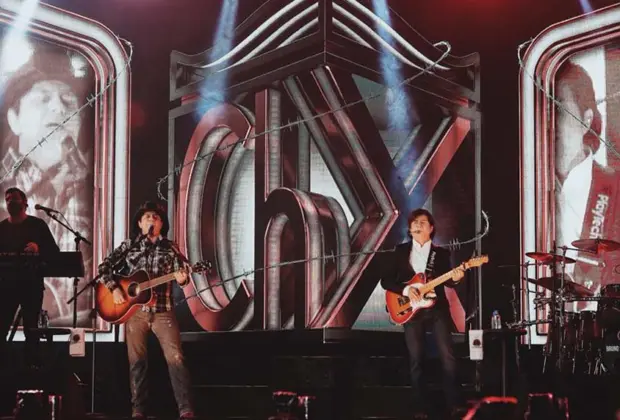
[
  {"xmin": 13, "ymin": 390, "xmax": 47, "ymax": 420},
  {"xmin": 0, "ymin": 0, "xmax": 39, "ymax": 74}
]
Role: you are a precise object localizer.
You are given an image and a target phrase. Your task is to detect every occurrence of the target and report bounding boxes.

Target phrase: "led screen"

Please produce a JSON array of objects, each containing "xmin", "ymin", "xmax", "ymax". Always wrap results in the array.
[{"xmin": 0, "ymin": 32, "xmax": 95, "ymax": 327}]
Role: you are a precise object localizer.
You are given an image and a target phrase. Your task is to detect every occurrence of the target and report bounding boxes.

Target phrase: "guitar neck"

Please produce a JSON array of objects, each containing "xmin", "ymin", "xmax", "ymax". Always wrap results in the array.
[
  {"xmin": 423, "ymin": 267, "xmax": 460, "ymax": 291},
  {"xmin": 142, "ymin": 272, "xmax": 178, "ymax": 291}
]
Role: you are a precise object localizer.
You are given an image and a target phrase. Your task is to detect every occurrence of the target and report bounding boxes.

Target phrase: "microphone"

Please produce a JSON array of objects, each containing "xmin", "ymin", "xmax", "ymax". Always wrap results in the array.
[
  {"xmin": 135, "ymin": 225, "xmax": 155, "ymax": 243},
  {"xmin": 34, "ymin": 204, "xmax": 60, "ymax": 214}
]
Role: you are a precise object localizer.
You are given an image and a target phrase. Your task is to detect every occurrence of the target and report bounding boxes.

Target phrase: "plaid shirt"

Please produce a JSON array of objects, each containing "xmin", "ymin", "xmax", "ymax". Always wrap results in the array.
[{"xmin": 98, "ymin": 236, "xmax": 189, "ymax": 313}]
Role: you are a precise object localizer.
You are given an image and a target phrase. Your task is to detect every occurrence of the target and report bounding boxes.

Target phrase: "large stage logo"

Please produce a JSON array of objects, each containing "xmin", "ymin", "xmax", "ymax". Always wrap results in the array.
[{"xmin": 168, "ymin": 0, "xmax": 482, "ymax": 332}]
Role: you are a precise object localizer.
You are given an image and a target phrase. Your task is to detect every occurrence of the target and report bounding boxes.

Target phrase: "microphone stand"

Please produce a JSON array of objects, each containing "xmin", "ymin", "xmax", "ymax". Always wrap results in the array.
[
  {"xmin": 45, "ymin": 211, "xmax": 91, "ymax": 327},
  {"xmin": 510, "ymin": 284, "xmax": 522, "ymax": 370},
  {"xmin": 44, "ymin": 209, "xmax": 95, "ymax": 412},
  {"xmin": 69, "ymin": 233, "xmax": 148, "ymax": 307}
]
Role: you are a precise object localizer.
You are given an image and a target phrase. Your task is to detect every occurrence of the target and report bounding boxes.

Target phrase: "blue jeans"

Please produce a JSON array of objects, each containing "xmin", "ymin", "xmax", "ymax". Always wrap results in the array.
[{"xmin": 126, "ymin": 310, "xmax": 193, "ymax": 416}]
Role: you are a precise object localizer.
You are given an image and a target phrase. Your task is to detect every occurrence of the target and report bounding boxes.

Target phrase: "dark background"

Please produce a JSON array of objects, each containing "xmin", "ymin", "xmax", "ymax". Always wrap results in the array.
[{"xmin": 37, "ymin": 0, "xmax": 620, "ymax": 326}]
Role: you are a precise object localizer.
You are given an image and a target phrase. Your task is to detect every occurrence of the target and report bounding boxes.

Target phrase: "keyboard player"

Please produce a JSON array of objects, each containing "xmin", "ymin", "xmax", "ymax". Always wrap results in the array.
[{"xmin": 0, "ymin": 187, "xmax": 59, "ymax": 368}]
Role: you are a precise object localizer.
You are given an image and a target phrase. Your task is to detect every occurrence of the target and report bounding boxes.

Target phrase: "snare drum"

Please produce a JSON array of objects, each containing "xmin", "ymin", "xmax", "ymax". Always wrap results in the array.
[{"xmin": 598, "ymin": 284, "xmax": 620, "ymax": 328}]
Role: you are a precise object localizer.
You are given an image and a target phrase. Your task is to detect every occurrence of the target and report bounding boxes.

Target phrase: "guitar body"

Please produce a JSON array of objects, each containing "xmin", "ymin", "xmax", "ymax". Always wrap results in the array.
[
  {"xmin": 385, "ymin": 273, "xmax": 437, "ymax": 325},
  {"xmin": 95, "ymin": 270, "xmax": 155, "ymax": 324},
  {"xmin": 385, "ymin": 254, "xmax": 488, "ymax": 325}
]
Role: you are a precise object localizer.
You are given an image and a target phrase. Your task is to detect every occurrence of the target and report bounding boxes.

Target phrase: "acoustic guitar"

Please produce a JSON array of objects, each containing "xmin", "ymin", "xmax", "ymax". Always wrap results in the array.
[
  {"xmin": 95, "ymin": 260, "xmax": 211, "ymax": 324},
  {"xmin": 385, "ymin": 255, "xmax": 488, "ymax": 324}
]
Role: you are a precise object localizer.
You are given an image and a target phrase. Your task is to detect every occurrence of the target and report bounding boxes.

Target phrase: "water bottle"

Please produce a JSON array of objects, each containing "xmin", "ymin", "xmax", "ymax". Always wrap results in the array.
[{"xmin": 491, "ymin": 310, "xmax": 502, "ymax": 329}]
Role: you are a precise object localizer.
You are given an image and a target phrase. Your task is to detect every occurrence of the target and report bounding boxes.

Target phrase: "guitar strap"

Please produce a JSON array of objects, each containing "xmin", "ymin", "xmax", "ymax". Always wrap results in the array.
[{"xmin": 425, "ymin": 248, "xmax": 437, "ymax": 282}]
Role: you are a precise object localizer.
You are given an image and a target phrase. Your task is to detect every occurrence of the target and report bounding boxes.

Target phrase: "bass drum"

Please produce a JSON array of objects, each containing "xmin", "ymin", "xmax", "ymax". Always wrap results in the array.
[
  {"xmin": 598, "ymin": 284, "xmax": 620, "ymax": 328},
  {"xmin": 602, "ymin": 329, "xmax": 620, "ymax": 374}
]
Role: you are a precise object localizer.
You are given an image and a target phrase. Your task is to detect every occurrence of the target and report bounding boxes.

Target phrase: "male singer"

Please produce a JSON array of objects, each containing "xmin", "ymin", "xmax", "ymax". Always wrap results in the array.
[
  {"xmin": 0, "ymin": 187, "xmax": 59, "ymax": 368},
  {"xmin": 97, "ymin": 201, "xmax": 194, "ymax": 420},
  {"xmin": 381, "ymin": 208, "xmax": 464, "ymax": 419}
]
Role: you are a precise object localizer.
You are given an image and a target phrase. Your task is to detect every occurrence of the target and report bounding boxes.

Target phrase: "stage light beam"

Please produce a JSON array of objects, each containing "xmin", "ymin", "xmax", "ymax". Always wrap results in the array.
[
  {"xmin": 0, "ymin": 0, "xmax": 39, "ymax": 75},
  {"xmin": 197, "ymin": 0, "xmax": 239, "ymax": 116},
  {"xmin": 578, "ymin": 0, "xmax": 593, "ymax": 14},
  {"xmin": 371, "ymin": 0, "xmax": 412, "ymax": 135}
]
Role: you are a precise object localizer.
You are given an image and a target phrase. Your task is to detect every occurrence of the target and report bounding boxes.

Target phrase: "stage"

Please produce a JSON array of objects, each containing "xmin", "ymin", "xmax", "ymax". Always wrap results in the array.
[
  {"xmin": 0, "ymin": 328, "xmax": 618, "ymax": 419},
  {"xmin": 2, "ymin": 0, "xmax": 620, "ymax": 418}
]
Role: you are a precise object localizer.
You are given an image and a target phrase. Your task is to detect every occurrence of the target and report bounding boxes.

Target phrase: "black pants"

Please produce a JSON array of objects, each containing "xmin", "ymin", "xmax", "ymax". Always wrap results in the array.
[
  {"xmin": 404, "ymin": 307, "xmax": 457, "ymax": 411},
  {"xmin": 0, "ymin": 279, "xmax": 43, "ymax": 367}
]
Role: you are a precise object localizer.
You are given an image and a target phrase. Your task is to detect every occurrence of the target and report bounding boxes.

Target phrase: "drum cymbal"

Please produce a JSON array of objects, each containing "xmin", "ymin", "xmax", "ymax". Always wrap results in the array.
[
  {"xmin": 571, "ymin": 238, "xmax": 620, "ymax": 253},
  {"xmin": 525, "ymin": 252, "xmax": 576, "ymax": 265},
  {"xmin": 526, "ymin": 276, "xmax": 594, "ymax": 297}
]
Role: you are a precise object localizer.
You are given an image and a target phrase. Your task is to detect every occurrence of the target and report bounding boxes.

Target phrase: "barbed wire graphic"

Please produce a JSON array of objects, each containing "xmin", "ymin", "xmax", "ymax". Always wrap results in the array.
[
  {"xmin": 155, "ymin": 41, "xmax": 453, "ymax": 200},
  {"xmin": 176, "ymin": 210, "xmax": 490, "ymax": 307},
  {"xmin": 176, "ymin": 248, "xmax": 395, "ymax": 307},
  {"xmin": 0, "ymin": 36, "xmax": 134, "ymax": 184},
  {"xmin": 446, "ymin": 210, "xmax": 490, "ymax": 250}
]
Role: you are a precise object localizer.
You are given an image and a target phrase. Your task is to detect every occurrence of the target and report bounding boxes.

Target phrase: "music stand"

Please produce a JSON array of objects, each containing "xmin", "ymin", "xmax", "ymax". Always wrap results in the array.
[{"xmin": 43, "ymin": 212, "xmax": 90, "ymax": 328}]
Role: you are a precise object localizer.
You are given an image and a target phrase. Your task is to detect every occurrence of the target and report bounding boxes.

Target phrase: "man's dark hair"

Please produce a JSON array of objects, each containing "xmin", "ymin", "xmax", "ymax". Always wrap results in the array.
[
  {"xmin": 5, "ymin": 187, "xmax": 26, "ymax": 201},
  {"xmin": 1, "ymin": 47, "xmax": 92, "ymax": 118},
  {"xmin": 555, "ymin": 61, "xmax": 602, "ymax": 153},
  {"xmin": 0, "ymin": 44, "xmax": 95, "ymax": 188},
  {"xmin": 407, "ymin": 208, "xmax": 436, "ymax": 239}
]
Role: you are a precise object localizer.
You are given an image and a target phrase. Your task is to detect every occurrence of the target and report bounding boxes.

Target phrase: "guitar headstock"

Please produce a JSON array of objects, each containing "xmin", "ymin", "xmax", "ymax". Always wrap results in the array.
[
  {"xmin": 463, "ymin": 255, "xmax": 489, "ymax": 270},
  {"xmin": 192, "ymin": 260, "xmax": 213, "ymax": 274}
]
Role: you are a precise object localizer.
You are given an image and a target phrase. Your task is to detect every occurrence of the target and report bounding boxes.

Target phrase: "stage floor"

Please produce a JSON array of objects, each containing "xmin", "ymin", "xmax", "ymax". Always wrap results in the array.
[{"xmin": 1, "ymin": 329, "xmax": 619, "ymax": 419}]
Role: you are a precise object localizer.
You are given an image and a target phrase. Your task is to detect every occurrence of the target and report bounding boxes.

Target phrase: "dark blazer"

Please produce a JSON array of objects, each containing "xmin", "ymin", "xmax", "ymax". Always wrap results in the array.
[{"xmin": 380, "ymin": 241, "xmax": 457, "ymax": 310}]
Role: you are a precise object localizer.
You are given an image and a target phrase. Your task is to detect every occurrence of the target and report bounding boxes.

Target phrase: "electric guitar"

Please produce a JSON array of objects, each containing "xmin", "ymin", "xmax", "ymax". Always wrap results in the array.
[
  {"xmin": 385, "ymin": 255, "xmax": 488, "ymax": 324},
  {"xmin": 95, "ymin": 260, "xmax": 211, "ymax": 324}
]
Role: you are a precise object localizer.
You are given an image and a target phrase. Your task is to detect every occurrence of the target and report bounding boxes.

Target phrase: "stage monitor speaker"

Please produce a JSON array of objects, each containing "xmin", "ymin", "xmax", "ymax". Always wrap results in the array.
[
  {"xmin": 469, "ymin": 329, "xmax": 484, "ymax": 360},
  {"xmin": 69, "ymin": 328, "xmax": 85, "ymax": 357}
]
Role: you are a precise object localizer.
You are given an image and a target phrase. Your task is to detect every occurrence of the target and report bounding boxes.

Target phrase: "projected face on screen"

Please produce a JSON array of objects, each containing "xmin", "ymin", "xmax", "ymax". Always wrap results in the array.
[
  {"xmin": 555, "ymin": 65, "xmax": 599, "ymax": 183},
  {"xmin": 0, "ymin": 39, "xmax": 94, "ymax": 327},
  {"xmin": 7, "ymin": 80, "xmax": 81, "ymax": 170},
  {"xmin": 518, "ymin": 7, "xmax": 620, "ymax": 343},
  {"xmin": 553, "ymin": 48, "xmax": 615, "ymax": 307}
]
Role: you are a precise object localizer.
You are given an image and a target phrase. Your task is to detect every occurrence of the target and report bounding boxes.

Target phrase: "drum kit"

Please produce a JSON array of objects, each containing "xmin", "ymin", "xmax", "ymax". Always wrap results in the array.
[{"xmin": 513, "ymin": 238, "xmax": 620, "ymax": 375}]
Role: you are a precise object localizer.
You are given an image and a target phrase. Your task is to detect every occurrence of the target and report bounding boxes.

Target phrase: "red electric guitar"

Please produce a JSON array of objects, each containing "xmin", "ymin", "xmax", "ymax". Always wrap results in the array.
[
  {"xmin": 385, "ymin": 255, "xmax": 488, "ymax": 324},
  {"xmin": 95, "ymin": 260, "xmax": 211, "ymax": 324}
]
